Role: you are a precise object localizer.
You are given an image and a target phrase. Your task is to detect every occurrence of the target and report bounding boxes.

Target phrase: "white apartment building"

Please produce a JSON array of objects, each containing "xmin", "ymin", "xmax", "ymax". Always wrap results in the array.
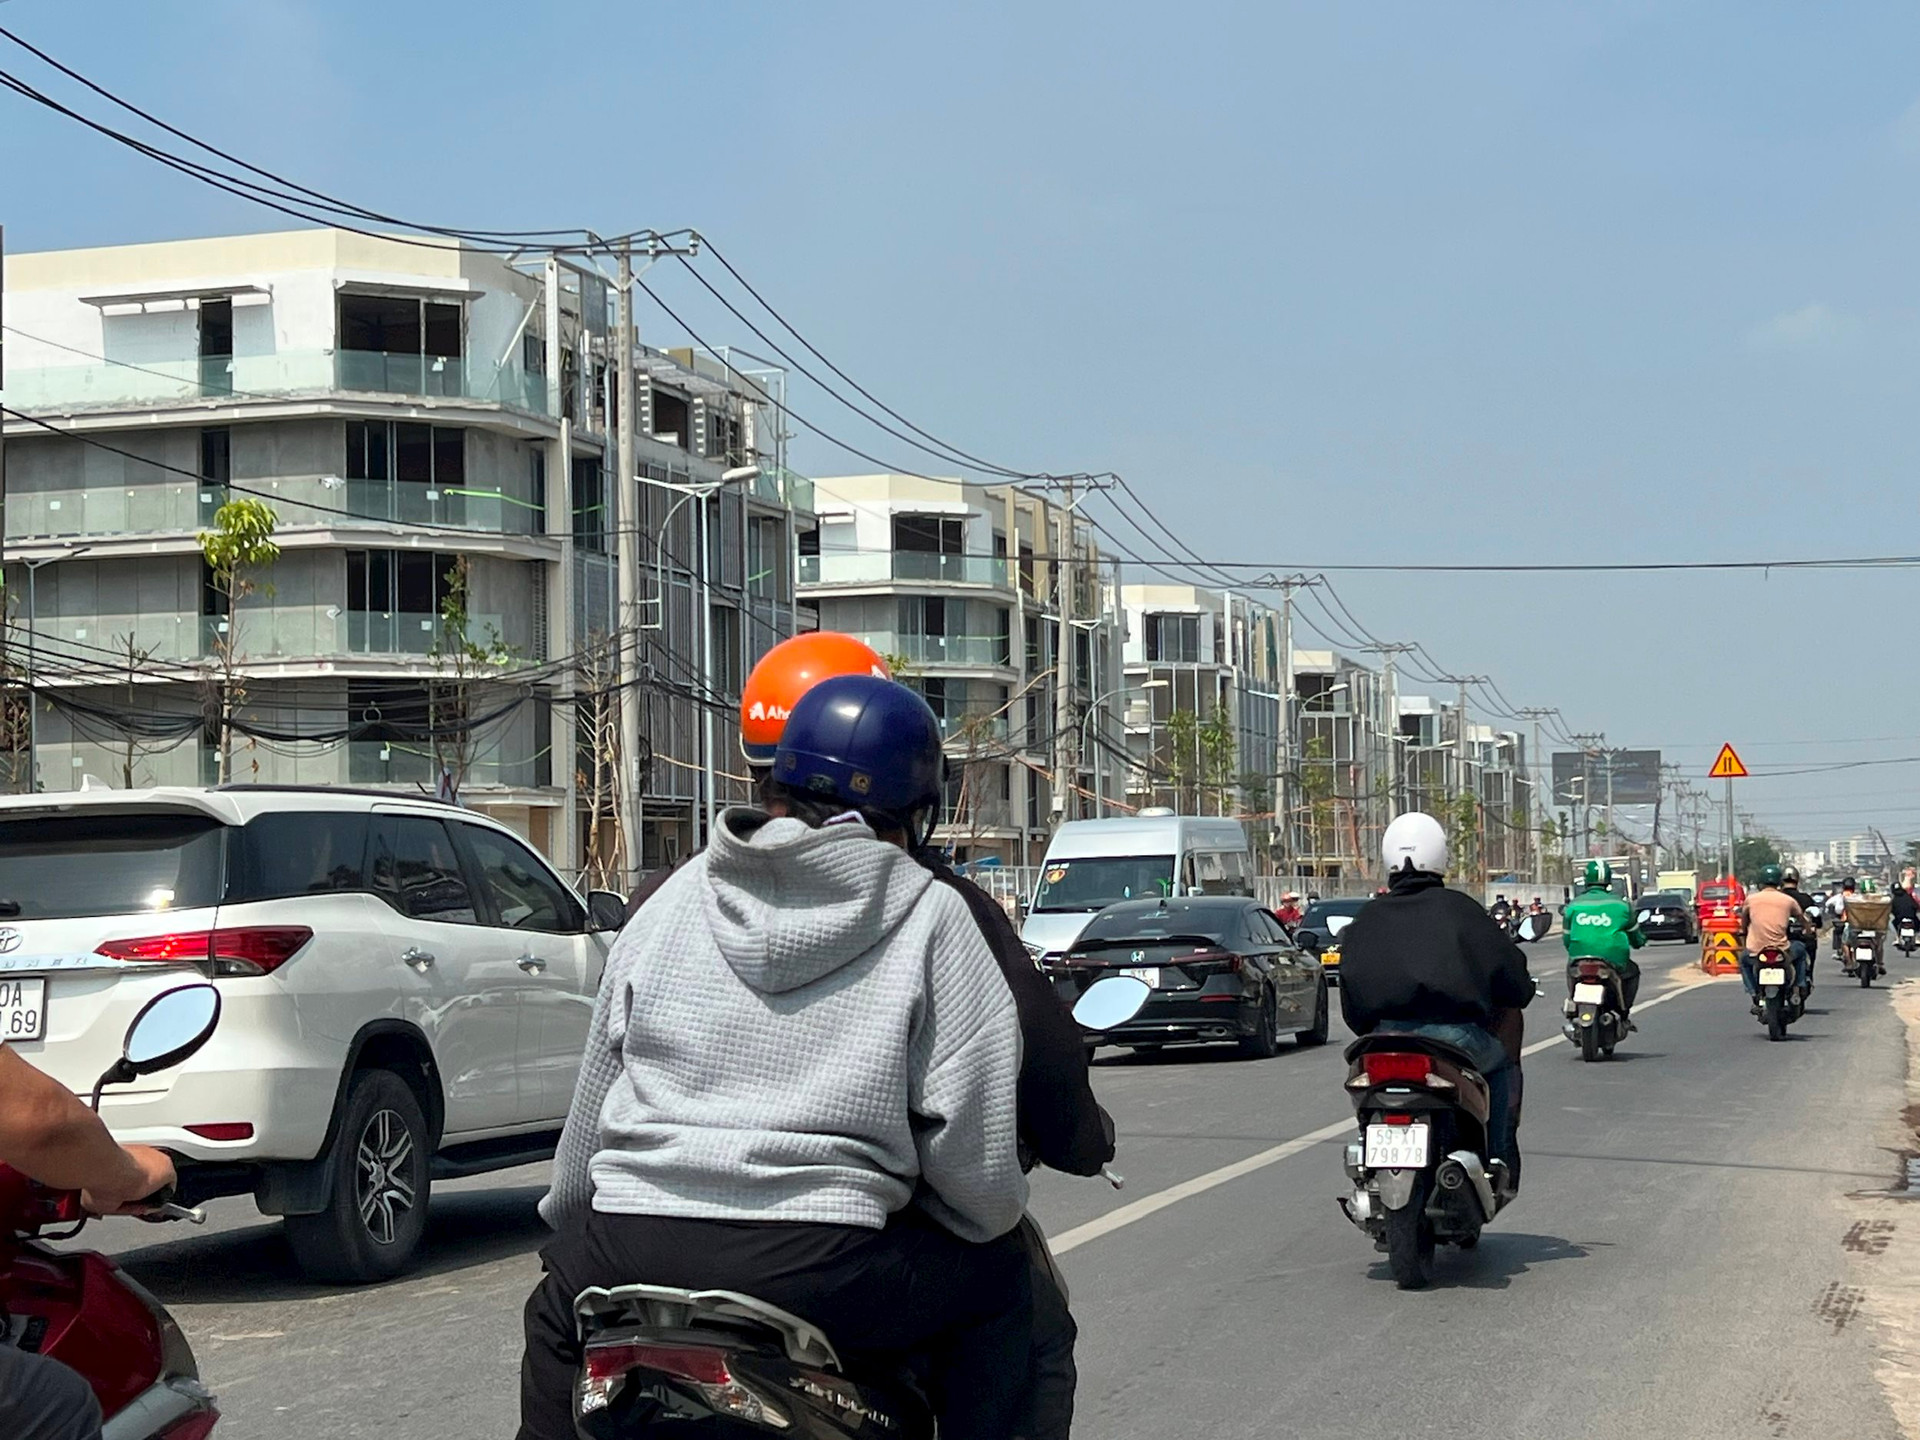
[
  {"xmin": 1, "ymin": 229, "xmax": 810, "ymax": 876},
  {"xmin": 798, "ymin": 473, "xmax": 1120, "ymax": 865},
  {"xmin": 1118, "ymin": 585, "xmax": 1283, "ymax": 835}
]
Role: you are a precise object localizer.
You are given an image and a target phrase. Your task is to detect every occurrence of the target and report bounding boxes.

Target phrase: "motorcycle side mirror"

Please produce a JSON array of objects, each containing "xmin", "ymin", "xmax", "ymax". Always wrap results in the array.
[
  {"xmin": 1072, "ymin": 975, "xmax": 1152, "ymax": 1031},
  {"xmin": 99, "ymin": 984, "xmax": 221, "ymax": 1096},
  {"xmin": 587, "ymin": 890, "xmax": 628, "ymax": 934}
]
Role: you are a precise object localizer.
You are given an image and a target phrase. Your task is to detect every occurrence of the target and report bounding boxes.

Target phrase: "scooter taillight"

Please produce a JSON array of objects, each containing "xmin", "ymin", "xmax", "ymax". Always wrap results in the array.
[
  {"xmin": 584, "ymin": 1341, "xmax": 732, "ymax": 1385},
  {"xmin": 1362, "ymin": 1052, "xmax": 1430, "ymax": 1084},
  {"xmin": 579, "ymin": 1337, "xmax": 786, "ymax": 1428},
  {"xmin": 1575, "ymin": 961, "xmax": 1610, "ymax": 979}
]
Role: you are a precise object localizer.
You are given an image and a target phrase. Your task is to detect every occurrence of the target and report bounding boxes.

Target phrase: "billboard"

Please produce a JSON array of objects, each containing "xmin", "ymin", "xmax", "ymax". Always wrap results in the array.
[{"xmin": 1551, "ymin": 749, "xmax": 1662, "ymax": 807}]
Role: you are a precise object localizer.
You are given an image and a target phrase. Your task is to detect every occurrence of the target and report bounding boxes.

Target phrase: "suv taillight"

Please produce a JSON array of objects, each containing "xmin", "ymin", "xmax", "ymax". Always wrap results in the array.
[{"xmin": 96, "ymin": 926, "xmax": 313, "ymax": 977}]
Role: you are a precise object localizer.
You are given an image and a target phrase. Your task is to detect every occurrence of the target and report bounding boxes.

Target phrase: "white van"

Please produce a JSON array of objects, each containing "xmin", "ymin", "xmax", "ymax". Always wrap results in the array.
[{"xmin": 1020, "ymin": 810, "xmax": 1254, "ymax": 961}]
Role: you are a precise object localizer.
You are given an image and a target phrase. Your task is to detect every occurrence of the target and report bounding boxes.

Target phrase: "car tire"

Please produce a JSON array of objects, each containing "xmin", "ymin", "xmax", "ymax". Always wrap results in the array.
[
  {"xmin": 1238, "ymin": 991, "xmax": 1282, "ymax": 1059},
  {"xmin": 1296, "ymin": 980, "xmax": 1331, "ymax": 1047},
  {"xmin": 285, "ymin": 1068, "xmax": 432, "ymax": 1285}
]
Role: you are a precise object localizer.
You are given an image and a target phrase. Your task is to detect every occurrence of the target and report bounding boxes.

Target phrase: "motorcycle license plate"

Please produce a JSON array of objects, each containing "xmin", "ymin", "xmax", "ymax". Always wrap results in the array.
[
  {"xmin": 0, "ymin": 977, "xmax": 46, "ymax": 1041},
  {"xmin": 1365, "ymin": 1122, "xmax": 1430, "ymax": 1169},
  {"xmin": 1857, "ymin": 948, "xmax": 1876, "ymax": 962},
  {"xmin": 1120, "ymin": 967, "xmax": 1159, "ymax": 988},
  {"xmin": 1572, "ymin": 982, "xmax": 1607, "ymax": 1004},
  {"xmin": 1758, "ymin": 967, "xmax": 1787, "ymax": 985}
]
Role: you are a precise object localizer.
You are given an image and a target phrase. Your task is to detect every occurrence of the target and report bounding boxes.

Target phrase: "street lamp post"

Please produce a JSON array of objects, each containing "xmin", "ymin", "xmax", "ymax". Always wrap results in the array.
[
  {"xmin": 1081, "ymin": 679, "xmax": 1167, "ymax": 818},
  {"xmin": 21, "ymin": 544, "xmax": 94, "ymax": 792}
]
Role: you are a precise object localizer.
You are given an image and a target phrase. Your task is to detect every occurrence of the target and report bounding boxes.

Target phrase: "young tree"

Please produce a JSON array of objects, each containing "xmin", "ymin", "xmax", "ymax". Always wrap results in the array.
[
  {"xmin": 428, "ymin": 555, "xmax": 515, "ymax": 799},
  {"xmin": 197, "ymin": 498, "xmax": 280, "ymax": 778},
  {"xmin": 574, "ymin": 634, "xmax": 627, "ymax": 891},
  {"xmin": 113, "ymin": 631, "xmax": 165, "ymax": 789},
  {"xmin": 1198, "ymin": 707, "xmax": 1237, "ymax": 817},
  {"xmin": 1164, "ymin": 709, "xmax": 1201, "ymax": 814}
]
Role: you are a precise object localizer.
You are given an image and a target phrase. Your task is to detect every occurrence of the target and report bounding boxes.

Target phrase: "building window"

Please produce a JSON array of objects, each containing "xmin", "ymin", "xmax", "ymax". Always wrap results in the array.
[
  {"xmin": 651, "ymin": 389, "xmax": 690, "ymax": 449},
  {"xmin": 347, "ymin": 550, "xmax": 454, "ymax": 651},
  {"xmin": 572, "ymin": 457, "xmax": 607, "ymax": 552},
  {"xmin": 1145, "ymin": 613, "xmax": 1202, "ymax": 664},
  {"xmin": 530, "ymin": 448, "xmax": 547, "ymax": 527},
  {"xmin": 338, "ymin": 294, "xmax": 462, "ymax": 361},
  {"xmin": 893, "ymin": 515, "xmax": 963, "ymax": 554},
  {"xmin": 199, "ymin": 428, "xmax": 230, "ymax": 525}
]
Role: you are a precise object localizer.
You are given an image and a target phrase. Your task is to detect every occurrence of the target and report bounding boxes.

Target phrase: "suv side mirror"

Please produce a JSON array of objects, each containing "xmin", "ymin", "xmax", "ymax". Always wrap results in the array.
[{"xmin": 587, "ymin": 890, "xmax": 628, "ymax": 934}]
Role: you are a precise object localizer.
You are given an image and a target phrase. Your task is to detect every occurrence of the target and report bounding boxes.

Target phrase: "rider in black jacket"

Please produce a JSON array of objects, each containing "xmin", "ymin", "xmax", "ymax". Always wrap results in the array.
[{"xmin": 1339, "ymin": 811, "xmax": 1535, "ymax": 1188}]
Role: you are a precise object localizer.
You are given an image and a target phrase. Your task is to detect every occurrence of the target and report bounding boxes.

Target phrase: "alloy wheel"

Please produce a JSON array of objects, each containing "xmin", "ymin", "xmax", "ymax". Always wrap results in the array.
[{"xmin": 356, "ymin": 1107, "xmax": 417, "ymax": 1247}]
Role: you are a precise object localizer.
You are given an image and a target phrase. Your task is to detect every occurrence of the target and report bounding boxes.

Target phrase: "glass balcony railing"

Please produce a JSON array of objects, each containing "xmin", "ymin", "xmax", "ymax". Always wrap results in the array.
[
  {"xmin": 6, "ymin": 474, "xmax": 544, "ymax": 542},
  {"xmin": 935, "ymin": 711, "xmax": 1011, "ymax": 742},
  {"xmin": 858, "ymin": 632, "xmax": 1013, "ymax": 668},
  {"xmin": 5, "ymin": 349, "xmax": 551, "ymax": 417},
  {"xmin": 890, "ymin": 552, "xmax": 1005, "ymax": 586},
  {"xmin": 346, "ymin": 740, "xmax": 549, "ymax": 790},
  {"xmin": 346, "ymin": 611, "xmax": 507, "ymax": 657},
  {"xmin": 798, "ymin": 551, "xmax": 1010, "ymax": 588}
]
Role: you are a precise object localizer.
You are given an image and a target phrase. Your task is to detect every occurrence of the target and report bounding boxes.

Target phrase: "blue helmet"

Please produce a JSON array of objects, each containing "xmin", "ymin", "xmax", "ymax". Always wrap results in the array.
[{"xmin": 772, "ymin": 674, "xmax": 946, "ymax": 828}]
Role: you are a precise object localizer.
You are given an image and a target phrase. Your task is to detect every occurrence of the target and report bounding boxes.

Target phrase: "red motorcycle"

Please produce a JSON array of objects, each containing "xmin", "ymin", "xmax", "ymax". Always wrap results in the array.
[{"xmin": 2, "ymin": 984, "xmax": 224, "ymax": 1439}]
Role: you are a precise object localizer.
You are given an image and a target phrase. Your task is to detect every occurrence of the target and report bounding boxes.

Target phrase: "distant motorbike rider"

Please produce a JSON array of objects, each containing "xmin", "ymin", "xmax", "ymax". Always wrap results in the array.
[
  {"xmin": 1892, "ymin": 884, "xmax": 1919, "ymax": 931},
  {"xmin": 1337, "ymin": 812, "xmax": 1536, "ymax": 1190},
  {"xmin": 1740, "ymin": 864, "xmax": 1811, "ymax": 1011},
  {"xmin": 1830, "ymin": 877, "xmax": 1857, "ymax": 960},
  {"xmin": 614, "ymin": 635, "xmax": 1109, "ymax": 1440},
  {"xmin": 1489, "ymin": 893, "xmax": 1513, "ymax": 924},
  {"xmin": 1275, "ymin": 891, "xmax": 1305, "ymax": 931},
  {"xmin": 520, "ymin": 676, "xmax": 1033, "ymax": 1440},
  {"xmin": 1781, "ymin": 868, "xmax": 1821, "ymax": 985},
  {"xmin": 1562, "ymin": 859, "xmax": 1646, "ymax": 1019}
]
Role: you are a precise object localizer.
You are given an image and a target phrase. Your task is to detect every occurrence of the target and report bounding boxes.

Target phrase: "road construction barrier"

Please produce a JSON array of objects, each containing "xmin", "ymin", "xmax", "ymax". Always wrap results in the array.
[{"xmin": 1701, "ymin": 928, "xmax": 1741, "ymax": 976}]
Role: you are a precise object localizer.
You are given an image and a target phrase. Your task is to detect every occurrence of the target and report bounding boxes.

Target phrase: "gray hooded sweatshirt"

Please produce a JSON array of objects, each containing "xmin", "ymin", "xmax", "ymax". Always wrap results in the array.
[{"xmin": 541, "ymin": 810, "xmax": 1027, "ymax": 1244}]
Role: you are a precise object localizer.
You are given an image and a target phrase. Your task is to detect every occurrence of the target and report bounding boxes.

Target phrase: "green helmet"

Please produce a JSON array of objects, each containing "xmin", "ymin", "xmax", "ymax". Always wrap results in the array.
[
  {"xmin": 1583, "ymin": 859, "xmax": 1612, "ymax": 890},
  {"xmin": 1758, "ymin": 863, "xmax": 1783, "ymax": 887}
]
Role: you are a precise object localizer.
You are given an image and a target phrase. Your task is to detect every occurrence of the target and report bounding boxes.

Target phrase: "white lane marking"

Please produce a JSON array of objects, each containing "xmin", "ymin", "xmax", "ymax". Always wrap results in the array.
[{"xmin": 1050, "ymin": 975, "xmax": 1731, "ymax": 1256}]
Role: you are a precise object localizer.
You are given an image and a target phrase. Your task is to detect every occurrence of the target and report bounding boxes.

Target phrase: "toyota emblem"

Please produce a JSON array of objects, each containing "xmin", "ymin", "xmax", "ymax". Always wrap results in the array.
[{"xmin": 0, "ymin": 929, "xmax": 20, "ymax": 954}]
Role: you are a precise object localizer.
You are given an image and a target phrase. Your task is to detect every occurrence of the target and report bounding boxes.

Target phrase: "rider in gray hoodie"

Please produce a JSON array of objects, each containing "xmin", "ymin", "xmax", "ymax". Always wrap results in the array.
[{"xmin": 519, "ymin": 676, "xmax": 1030, "ymax": 1440}]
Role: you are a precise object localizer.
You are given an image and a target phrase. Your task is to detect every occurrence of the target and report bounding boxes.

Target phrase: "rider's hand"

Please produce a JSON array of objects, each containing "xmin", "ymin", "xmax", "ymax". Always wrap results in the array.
[{"xmin": 82, "ymin": 1144, "xmax": 176, "ymax": 1216}]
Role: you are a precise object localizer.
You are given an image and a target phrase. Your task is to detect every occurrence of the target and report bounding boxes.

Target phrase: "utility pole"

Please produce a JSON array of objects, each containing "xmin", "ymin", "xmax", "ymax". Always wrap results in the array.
[
  {"xmin": 1272, "ymin": 576, "xmax": 1316, "ymax": 872},
  {"xmin": 1051, "ymin": 476, "xmax": 1076, "ymax": 824},
  {"xmin": 1364, "ymin": 642, "xmax": 1415, "ymax": 847},
  {"xmin": 614, "ymin": 243, "xmax": 641, "ymax": 879},
  {"xmin": 1436, "ymin": 675, "xmax": 1488, "ymax": 885},
  {"xmin": 1518, "ymin": 707, "xmax": 1557, "ymax": 885}
]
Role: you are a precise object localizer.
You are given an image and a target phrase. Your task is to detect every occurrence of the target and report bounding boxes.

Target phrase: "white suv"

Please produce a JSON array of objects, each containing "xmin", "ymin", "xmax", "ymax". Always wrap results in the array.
[{"xmin": 0, "ymin": 786, "xmax": 624, "ymax": 1282}]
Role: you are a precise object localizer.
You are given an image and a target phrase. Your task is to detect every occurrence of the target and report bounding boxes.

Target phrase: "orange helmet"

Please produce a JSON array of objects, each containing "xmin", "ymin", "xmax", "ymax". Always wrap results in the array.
[{"xmin": 739, "ymin": 632, "xmax": 892, "ymax": 765}]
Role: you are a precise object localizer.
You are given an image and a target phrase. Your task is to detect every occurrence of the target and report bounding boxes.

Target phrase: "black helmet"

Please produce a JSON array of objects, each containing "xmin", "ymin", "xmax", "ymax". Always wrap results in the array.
[
  {"xmin": 772, "ymin": 674, "xmax": 946, "ymax": 842},
  {"xmin": 1844, "ymin": 876, "xmax": 1858, "ymax": 891},
  {"xmin": 1783, "ymin": 867, "xmax": 1800, "ymax": 886}
]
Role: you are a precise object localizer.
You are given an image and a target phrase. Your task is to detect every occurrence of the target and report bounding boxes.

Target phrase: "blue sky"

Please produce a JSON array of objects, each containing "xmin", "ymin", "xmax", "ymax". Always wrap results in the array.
[{"xmin": 6, "ymin": 0, "xmax": 1920, "ymax": 851}]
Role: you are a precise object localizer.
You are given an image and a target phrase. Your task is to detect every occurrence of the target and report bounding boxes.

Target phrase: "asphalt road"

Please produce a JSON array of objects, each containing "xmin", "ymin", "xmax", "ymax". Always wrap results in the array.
[{"xmin": 89, "ymin": 941, "xmax": 1916, "ymax": 1439}]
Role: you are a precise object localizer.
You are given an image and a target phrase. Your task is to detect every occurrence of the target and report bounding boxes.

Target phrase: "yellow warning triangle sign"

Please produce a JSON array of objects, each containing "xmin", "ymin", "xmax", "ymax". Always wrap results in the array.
[{"xmin": 1709, "ymin": 743, "xmax": 1748, "ymax": 779}]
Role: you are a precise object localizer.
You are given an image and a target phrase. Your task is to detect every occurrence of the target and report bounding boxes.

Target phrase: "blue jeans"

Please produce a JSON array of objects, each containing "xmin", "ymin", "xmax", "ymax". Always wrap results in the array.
[
  {"xmin": 1740, "ymin": 941, "xmax": 1809, "ymax": 996},
  {"xmin": 1375, "ymin": 1021, "xmax": 1517, "ymax": 1179}
]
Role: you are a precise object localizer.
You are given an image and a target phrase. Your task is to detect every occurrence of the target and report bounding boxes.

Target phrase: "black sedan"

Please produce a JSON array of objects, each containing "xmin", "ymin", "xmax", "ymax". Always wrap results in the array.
[
  {"xmin": 1635, "ymin": 890, "xmax": 1699, "ymax": 944},
  {"xmin": 1048, "ymin": 896, "xmax": 1329, "ymax": 1058}
]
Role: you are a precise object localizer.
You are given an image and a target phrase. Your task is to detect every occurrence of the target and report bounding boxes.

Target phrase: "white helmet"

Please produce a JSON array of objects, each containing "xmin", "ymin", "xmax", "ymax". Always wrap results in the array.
[{"xmin": 1382, "ymin": 811, "xmax": 1448, "ymax": 877}]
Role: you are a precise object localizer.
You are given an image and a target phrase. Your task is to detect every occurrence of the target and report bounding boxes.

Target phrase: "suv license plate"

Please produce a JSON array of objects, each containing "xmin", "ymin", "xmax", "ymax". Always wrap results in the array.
[
  {"xmin": 1572, "ymin": 982, "xmax": 1607, "ymax": 1003},
  {"xmin": 1758, "ymin": 966, "xmax": 1787, "ymax": 985},
  {"xmin": 1120, "ymin": 967, "xmax": 1159, "ymax": 988},
  {"xmin": 0, "ymin": 977, "xmax": 46, "ymax": 1041},
  {"xmin": 1365, "ymin": 1122, "xmax": 1430, "ymax": 1169}
]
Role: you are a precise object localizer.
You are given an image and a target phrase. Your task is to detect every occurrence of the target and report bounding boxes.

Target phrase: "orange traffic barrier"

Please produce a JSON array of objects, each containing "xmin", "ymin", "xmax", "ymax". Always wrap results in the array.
[{"xmin": 1701, "ymin": 928, "xmax": 1741, "ymax": 976}]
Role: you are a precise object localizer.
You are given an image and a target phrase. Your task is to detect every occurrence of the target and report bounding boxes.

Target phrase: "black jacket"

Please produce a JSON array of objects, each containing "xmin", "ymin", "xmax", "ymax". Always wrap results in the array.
[
  {"xmin": 1893, "ymin": 888, "xmax": 1920, "ymax": 924},
  {"xmin": 916, "ymin": 851, "xmax": 1115, "ymax": 1177},
  {"xmin": 1338, "ymin": 871, "xmax": 1537, "ymax": 1035},
  {"xmin": 1783, "ymin": 885, "xmax": 1821, "ymax": 931},
  {"xmin": 626, "ymin": 836, "xmax": 1114, "ymax": 1177}
]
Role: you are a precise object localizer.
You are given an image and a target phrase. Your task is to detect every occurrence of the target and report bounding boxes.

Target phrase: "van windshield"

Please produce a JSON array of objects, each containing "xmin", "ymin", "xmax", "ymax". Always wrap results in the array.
[{"xmin": 1033, "ymin": 856, "xmax": 1176, "ymax": 913}]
